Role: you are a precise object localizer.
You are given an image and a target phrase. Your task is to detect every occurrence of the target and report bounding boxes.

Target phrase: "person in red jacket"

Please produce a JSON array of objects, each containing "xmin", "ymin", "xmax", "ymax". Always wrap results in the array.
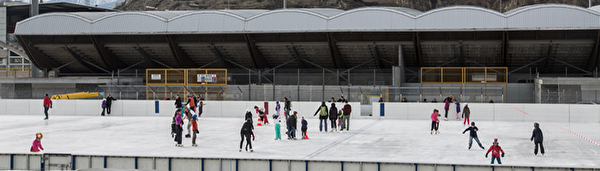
[
  {"xmin": 30, "ymin": 133, "xmax": 44, "ymax": 152},
  {"xmin": 43, "ymin": 94, "xmax": 52, "ymax": 120},
  {"xmin": 486, "ymin": 138, "xmax": 505, "ymax": 164}
]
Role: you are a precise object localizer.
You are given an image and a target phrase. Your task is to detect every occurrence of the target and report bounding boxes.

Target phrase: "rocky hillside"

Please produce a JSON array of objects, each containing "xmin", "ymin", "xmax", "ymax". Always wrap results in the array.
[{"xmin": 114, "ymin": 0, "xmax": 600, "ymax": 12}]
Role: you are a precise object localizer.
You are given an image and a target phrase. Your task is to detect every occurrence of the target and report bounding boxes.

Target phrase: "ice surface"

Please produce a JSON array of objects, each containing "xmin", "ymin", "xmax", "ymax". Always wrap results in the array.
[{"xmin": 1, "ymin": 114, "xmax": 599, "ymax": 168}]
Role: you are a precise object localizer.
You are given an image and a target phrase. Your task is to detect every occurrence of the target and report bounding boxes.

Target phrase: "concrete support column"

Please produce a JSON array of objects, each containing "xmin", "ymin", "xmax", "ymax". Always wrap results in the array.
[{"xmin": 534, "ymin": 78, "xmax": 542, "ymax": 103}]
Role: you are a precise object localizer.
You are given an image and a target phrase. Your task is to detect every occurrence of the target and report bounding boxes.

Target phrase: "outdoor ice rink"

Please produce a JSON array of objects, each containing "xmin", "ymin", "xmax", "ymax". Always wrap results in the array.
[{"xmin": 1, "ymin": 111, "xmax": 600, "ymax": 169}]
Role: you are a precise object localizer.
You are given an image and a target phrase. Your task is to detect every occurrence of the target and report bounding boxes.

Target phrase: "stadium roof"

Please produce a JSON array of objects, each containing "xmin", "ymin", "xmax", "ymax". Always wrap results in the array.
[
  {"xmin": 14, "ymin": 4, "xmax": 600, "ymax": 35},
  {"xmin": 12, "ymin": 4, "xmax": 600, "ymax": 79}
]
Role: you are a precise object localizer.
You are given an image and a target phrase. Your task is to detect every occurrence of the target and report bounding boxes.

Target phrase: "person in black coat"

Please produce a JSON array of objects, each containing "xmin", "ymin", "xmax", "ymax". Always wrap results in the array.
[
  {"xmin": 239, "ymin": 119, "xmax": 254, "ymax": 152},
  {"xmin": 462, "ymin": 122, "xmax": 485, "ymax": 150},
  {"xmin": 328, "ymin": 103, "xmax": 338, "ymax": 132},
  {"xmin": 531, "ymin": 122, "xmax": 545, "ymax": 155},
  {"xmin": 174, "ymin": 94, "xmax": 182, "ymax": 109},
  {"xmin": 313, "ymin": 101, "xmax": 328, "ymax": 132},
  {"xmin": 105, "ymin": 94, "xmax": 117, "ymax": 115},
  {"xmin": 286, "ymin": 111, "xmax": 297, "ymax": 140}
]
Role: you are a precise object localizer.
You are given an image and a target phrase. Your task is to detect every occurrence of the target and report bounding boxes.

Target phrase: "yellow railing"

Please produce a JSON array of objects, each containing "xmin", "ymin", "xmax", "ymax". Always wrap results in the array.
[
  {"xmin": 421, "ymin": 67, "xmax": 507, "ymax": 84},
  {"xmin": 146, "ymin": 68, "xmax": 227, "ymax": 86},
  {"xmin": 145, "ymin": 68, "xmax": 227, "ymax": 100},
  {"xmin": 0, "ymin": 68, "xmax": 30, "ymax": 78}
]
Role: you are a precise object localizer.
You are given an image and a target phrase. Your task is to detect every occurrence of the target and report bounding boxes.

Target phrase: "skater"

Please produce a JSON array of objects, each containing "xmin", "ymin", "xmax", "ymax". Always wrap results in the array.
[
  {"xmin": 286, "ymin": 111, "xmax": 297, "ymax": 140},
  {"xmin": 43, "ymin": 94, "xmax": 52, "ymax": 120},
  {"xmin": 430, "ymin": 109, "xmax": 440, "ymax": 134},
  {"xmin": 486, "ymin": 138, "xmax": 505, "ymax": 164},
  {"xmin": 274, "ymin": 101, "xmax": 281, "ymax": 120},
  {"xmin": 244, "ymin": 110, "xmax": 253, "ymax": 123},
  {"xmin": 174, "ymin": 109, "xmax": 183, "ymax": 147},
  {"xmin": 101, "ymin": 99, "xmax": 107, "ymax": 116},
  {"xmin": 171, "ymin": 110, "xmax": 177, "ymax": 138},
  {"xmin": 30, "ymin": 133, "xmax": 44, "ymax": 153},
  {"xmin": 462, "ymin": 103, "xmax": 470, "ymax": 126},
  {"xmin": 340, "ymin": 101, "xmax": 352, "ymax": 132},
  {"xmin": 337, "ymin": 96, "xmax": 346, "ymax": 103},
  {"xmin": 431, "ymin": 98, "xmax": 438, "ymax": 103},
  {"xmin": 239, "ymin": 119, "xmax": 255, "ymax": 152},
  {"xmin": 443, "ymin": 95, "xmax": 451, "ymax": 121},
  {"xmin": 105, "ymin": 94, "xmax": 117, "ymax": 115},
  {"xmin": 274, "ymin": 115, "xmax": 281, "ymax": 140},
  {"xmin": 284, "ymin": 97, "xmax": 292, "ymax": 119},
  {"xmin": 197, "ymin": 101, "xmax": 205, "ymax": 117},
  {"xmin": 184, "ymin": 107, "xmax": 195, "ymax": 138},
  {"xmin": 254, "ymin": 105, "xmax": 268, "ymax": 125},
  {"xmin": 455, "ymin": 101, "xmax": 461, "ymax": 121},
  {"xmin": 191, "ymin": 115, "xmax": 198, "ymax": 147},
  {"xmin": 313, "ymin": 101, "xmax": 328, "ymax": 132},
  {"xmin": 337, "ymin": 109, "xmax": 343, "ymax": 129},
  {"xmin": 301, "ymin": 116, "xmax": 309, "ymax": 139},
  {"xmin": 531, "ymin": 122, "xmax": 545, "ymax": 155},
  {"xmin": 187, "ymin": 95, "xmax": 196, "ymax": 111},
  {"xmin": 174, "ymin": 94, "xmax": 182, "ymax": 109},
  {"xmin": 462, "ymin": 122, "xmax": 485, "ymax": 149},
  {"xmin": 329, "ymin": 103, "xmax": 338, "ymax": 132}
]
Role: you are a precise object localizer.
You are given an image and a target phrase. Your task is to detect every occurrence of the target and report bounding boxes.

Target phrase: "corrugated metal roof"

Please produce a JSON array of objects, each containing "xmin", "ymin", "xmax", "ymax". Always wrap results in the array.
[
  {"xmin": 298, "ymin": 8, "xmax": 344, "ymax": 17},
  {"xmin": 71, "ymin": 12, "xmax": 118, "ymax": 21},
  {"xmin": 221, "ymin": 10, "xmax": 269, "ymax": 18},
  {"xmin": 15, "ymin": 4, "xmax": 600, "ymax": 35}
]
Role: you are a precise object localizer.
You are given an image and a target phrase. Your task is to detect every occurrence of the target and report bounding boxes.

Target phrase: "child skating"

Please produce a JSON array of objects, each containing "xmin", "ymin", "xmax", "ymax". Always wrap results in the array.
[
  {"xmin": 191, "ymin": 115, "xmax": 198, "ymax": 147},
  {"xmin": 462, "ymin": 103, "xmax": 470, "ymax": 126},
  {"xmin": 486, "ymin": 138, "xmax": 505, "ymax": 164},
  {"xmin": 455, "ymin": 101, "xmax": 461, "ymax": 121},
  {"xmin": 531, "ymin": 122, "xmax": 545, "ymax": 155},
  {"xmin": 30, "ymin": 133, "xmax": 44, "ymax": 153},
  {"xmin": 239, "ymin": 119, "xmax": 255, "ymax": 152},
  {"xmin": 274, "ymin": 117, "xmax": 281, "ymax": 140},
  {"xmin": 462, "ymin": 122, "xmax": 485, "ymax": 149},
  {"xmin": 174, "ymin": 109, "xmax": 183, "ymax": 147},
  {"xmin": 430, "ymin": 109, "xmax": 440, "ymax": 134},
  {"xmin": 301, "ymin": 116, "xmax": 309, "ymax": 139}
]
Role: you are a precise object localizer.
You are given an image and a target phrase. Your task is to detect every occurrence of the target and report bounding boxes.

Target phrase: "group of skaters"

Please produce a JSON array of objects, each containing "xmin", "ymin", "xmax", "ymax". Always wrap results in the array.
[
  {"xmin": 171, "ymin": 94, "xmax": 206, "ymax": 147},
  {"xmin": 430, "ymin": 95, "xmax": 546, "ymax": 164}
]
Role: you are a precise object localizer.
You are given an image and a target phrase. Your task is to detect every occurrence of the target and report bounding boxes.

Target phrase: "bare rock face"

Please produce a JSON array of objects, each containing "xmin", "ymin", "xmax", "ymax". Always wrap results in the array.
[{"xmin": 115, "ymin": 0, "xmax": 600, "ymax": 12}]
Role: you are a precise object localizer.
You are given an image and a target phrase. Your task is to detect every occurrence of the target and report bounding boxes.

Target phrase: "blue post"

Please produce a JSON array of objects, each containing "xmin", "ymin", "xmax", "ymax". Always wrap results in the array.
[
  {"xmin": 155, "ymin": 101, "xmax": 160, "ymax": 113},
  {"xmin": 341, "ymin": 161, "xmax": 344, "ymax": 171},
  {"xmin": 9, "ymin": 154, "xmax": 13, "ymax": 170},
  {"xmin": 134, "ymin": 157, "xmax": 138, "ymax": 169},
  {"xmin": 201, "ymin": 158, "xmax": 204, "ymax": 171},
  {"xmin": 104, "ymin": 156, "xmax": 107, "ymax": 168},
  {"xmin": 380, "ymin": 103, "xmax": 385, "ymax": 116},
  {"xmin": 235, "ymin": 159, "xmax": 238, "ymax": 171},
  {"xmin": 377, "ymin": 162, "xmax": 380, "ymax": 171},
  {"xmin": 269, "ymin": 160, "xmax": 272, "ymax": 171},
  {"xmin": 71, "ymin": 155, "xmax": 76, "ymax": 170},
  {"xmin": 168, "ymin": 158, "xmax": 172, "ymax": 171},
  {"xmin": 305, "ymin": 161, "xmax": 308, "ymax": 171},
  {"xmin": 452, "ymin": 164, "xmax": 455, "ymax": 171},
  {"xmin": 531, "ymin": 167, "xmax": 535, "ymax": 171},
  {"xmin": 414, "ymin": 163, "xmax": 417, "ymax": 171},
  {"xmin": 40, "ymin": 155, "xmax": 44, "ymax": 171},
  {"xmin": 492, "ymin": 166, "xmax": 494, "ymax": 171}
]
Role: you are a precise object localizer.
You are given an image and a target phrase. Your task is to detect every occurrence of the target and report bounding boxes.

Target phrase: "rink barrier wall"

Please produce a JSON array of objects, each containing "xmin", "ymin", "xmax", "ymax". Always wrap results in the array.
[
  {"xmin": 0, "ymin": 153, "xmax": 598, "ymax": 171},
  {"xmin": 372, "ymin": 102, "xmax": 600, "ymax": 123},
  {"xmin": 0, "ymin": 100, "xmax": 363, "ymax": 119},
  {"xmin": 0, "ymin": 99, "xmax": 598, "ymax": 123}
]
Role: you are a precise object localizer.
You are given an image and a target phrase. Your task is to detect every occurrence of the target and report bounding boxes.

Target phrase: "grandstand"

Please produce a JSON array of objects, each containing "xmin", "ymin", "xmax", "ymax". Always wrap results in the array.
[{"xmin": 9, "ymin": 4, "xmax": 600, "ymax": 103}]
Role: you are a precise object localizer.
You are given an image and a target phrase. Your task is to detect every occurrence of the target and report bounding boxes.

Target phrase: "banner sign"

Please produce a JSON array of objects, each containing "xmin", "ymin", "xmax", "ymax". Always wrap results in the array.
[{"xmin": 197, "ymin": 74, "xmax": 217, "ymax": 83}]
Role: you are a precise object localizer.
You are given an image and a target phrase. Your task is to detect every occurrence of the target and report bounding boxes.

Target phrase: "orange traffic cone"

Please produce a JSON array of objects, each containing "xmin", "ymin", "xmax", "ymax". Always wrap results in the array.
[{"xmin": 256, "ymin": 117, "xmax": 262, "ymax": 126}]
